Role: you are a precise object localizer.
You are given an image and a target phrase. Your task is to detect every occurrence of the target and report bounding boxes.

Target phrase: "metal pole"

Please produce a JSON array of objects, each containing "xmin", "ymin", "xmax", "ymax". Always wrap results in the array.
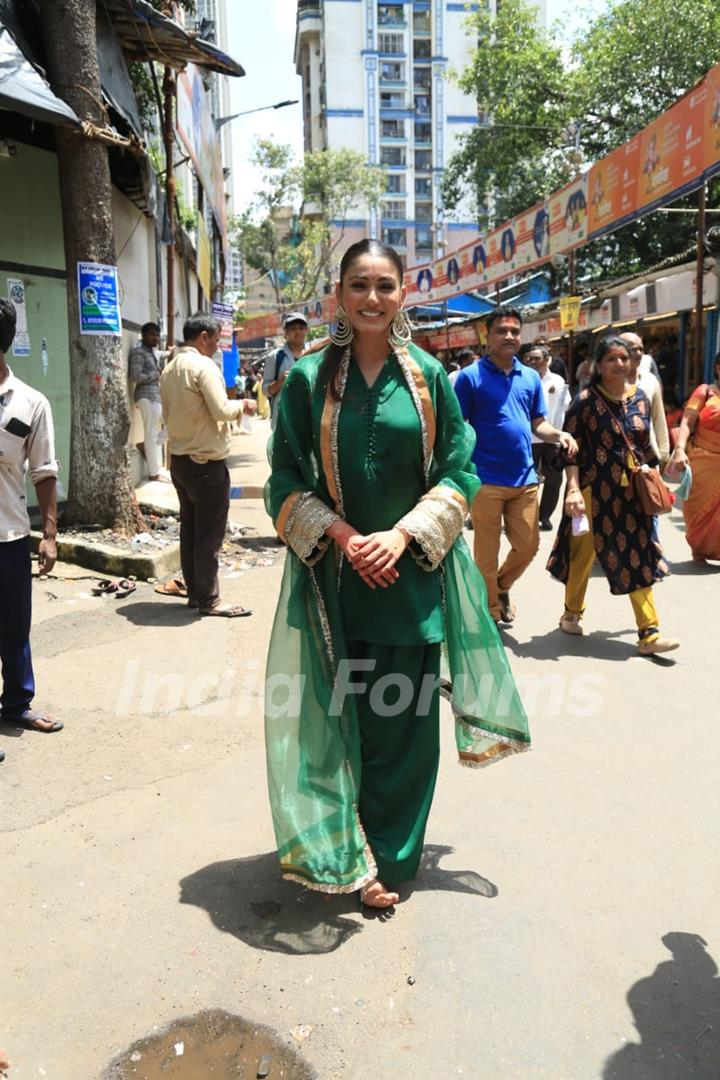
[
  {"xmin": 694, "ymin": 182, "xmax": 706, "ymax": 389},
  {"xmin": 163, "ymin": 67, "xmax": 176, "ymax": 347},
  {"xmin": 568, "ymin": 250, "xmax": 576, "ymax": 388},
  {"xmin": 444, "ymin": 300, "xmax": 450, "ymax": 354}
]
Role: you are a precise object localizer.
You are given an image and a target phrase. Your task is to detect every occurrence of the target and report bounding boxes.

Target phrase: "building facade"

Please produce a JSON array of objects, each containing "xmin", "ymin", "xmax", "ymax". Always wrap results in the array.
[{"xmin": 295, "ymin": 0, "xmax": 488, "ymax": 268}]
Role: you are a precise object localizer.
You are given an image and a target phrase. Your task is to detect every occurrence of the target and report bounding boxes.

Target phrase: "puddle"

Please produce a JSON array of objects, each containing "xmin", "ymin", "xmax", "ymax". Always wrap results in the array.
[{"xmin": 106, "ymin": 1009, "xmax": 315, "ymax": 1079}]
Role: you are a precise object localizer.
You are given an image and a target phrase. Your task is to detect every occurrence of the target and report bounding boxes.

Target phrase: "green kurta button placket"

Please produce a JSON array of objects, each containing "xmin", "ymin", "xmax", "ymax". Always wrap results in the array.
[{"xmin": 338, "ymin": 355, "xmax": 443, "ymax": 646}]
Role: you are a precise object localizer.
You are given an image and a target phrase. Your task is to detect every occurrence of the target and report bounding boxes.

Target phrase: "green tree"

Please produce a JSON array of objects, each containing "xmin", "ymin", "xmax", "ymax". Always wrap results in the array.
[
  {"xmin": 442, "ymin": 0, "xmax": 575, "ymax": 225},
  {"xmin": 232, "ymin": 140, "xmax": 385, "ymax": 305},
  {"xmin": 444, "ymin": 0, "xmax": 720, "ymax": 281}
]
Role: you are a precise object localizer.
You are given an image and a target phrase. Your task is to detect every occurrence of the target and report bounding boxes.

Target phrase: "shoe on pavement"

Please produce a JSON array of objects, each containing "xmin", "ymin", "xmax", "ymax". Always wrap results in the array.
[
  {"xmin": 559, "ymin": 612, "xmax": 583, "ymax": 635},
  {"xmin": 539, "ymin": 519, "xmax": 553, "ymax": 531},
  {"xmin": 638, "ymin": 635, "xmax": 680, "ymax": 656},
  {"xmin": 498, "ymin": 590, "xmax": 515, "ymax": 623}
]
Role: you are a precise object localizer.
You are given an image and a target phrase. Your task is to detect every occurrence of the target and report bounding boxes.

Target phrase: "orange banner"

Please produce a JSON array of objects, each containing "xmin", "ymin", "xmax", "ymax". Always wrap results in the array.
[
  {"xmin": 637, "ymin": 84, "xmax": 706, "ymax": 212},
  {"xmin": 588, "ymin": 136, "xmax": 641, "ymax": 236},
  {"xmin": 704, "ymin": 61, "xmax": 720, "ymax": 178},
  {"xmin": 549, "ymin": 175, "xmax": 588, "ymax": 255},
  {"xmin": 513, "ymin": 201, "xmax": 550, "ymax": 271}
]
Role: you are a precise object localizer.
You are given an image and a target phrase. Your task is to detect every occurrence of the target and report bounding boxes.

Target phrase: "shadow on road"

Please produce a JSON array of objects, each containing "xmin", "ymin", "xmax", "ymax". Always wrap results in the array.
[
  {"xmin": 603, "ymin": 932, "xmax": 720, "ymax": 1079},
  {"xmin": 665, "ymin": 559, "xmax": 720, "ymax": 576},
  {"xmin": 114, "ymin": 600, "xmax": 200, "ymax": 627},
  {"xmin": 501, "ymin": 626, "xmax": 638, "ymax": 663},
  {"xmin": 178, "ymin": 845, "xmax": 497, "ymax": 956}
]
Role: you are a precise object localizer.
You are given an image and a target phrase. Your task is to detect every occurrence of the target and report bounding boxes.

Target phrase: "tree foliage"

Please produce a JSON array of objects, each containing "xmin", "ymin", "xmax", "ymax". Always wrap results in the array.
[
  {"xmin": 232, "ymin": 140, "xmax": 384, "ymax": 305},
  {"xmin": 443, "ymin": 0, "xmax": 720, "ymax": 282}
]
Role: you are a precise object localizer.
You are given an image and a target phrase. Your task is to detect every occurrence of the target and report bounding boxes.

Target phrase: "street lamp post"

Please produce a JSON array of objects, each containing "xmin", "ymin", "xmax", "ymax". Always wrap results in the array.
[{"xmin": 215, "ymin": 99, "xmax": 299, "ymax": 131}]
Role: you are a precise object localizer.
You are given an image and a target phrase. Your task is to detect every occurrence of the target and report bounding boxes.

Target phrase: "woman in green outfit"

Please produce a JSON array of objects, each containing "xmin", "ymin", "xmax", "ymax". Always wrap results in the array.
[{"xmin": 264, "ymin": 239, "xmax": 529, "ymax": 909}]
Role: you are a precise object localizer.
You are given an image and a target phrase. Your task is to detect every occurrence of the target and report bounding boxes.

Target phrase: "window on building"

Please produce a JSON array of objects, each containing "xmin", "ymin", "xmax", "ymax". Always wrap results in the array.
[
  {"xmin": 382, "ymin": 227, "xmax": 407, "ymax": 247},
  {"xmin": 413, "ymin": 10, "xmax": 431, "ymax": 34},
  {"xmin": 380, "ymin": 91, "xmax": 405, "ymax": 109},
  {"xmin": 414, "ymin": 93, "xmax": 431, "ymax": 115},
  {"xmin": 415, "ymin": 177, "xmax": 432, "ymax": 197},
  {"xmin": 415, "ymin": 149, "xmax": 432, "ymax": 171},
  {"xmin": 378, "ymin": 31, "xmax": 404, "ymax": 54},
  {"xmin": 415, "ymin": 225, "xmax": 433, "ymax": 250},
  {"xmin": 385, "ymin": 173, "xmax": 406, "ymax": 193},
  {"xmin": 414, "ymin": 121, "xmax": 431, "ymax": 144},
  {"xmin": 380, "ymin": 61, "xmax": 404, "ymax": 82},
  {"xmin": 382, "ymin": 200, "xmax": 405, "ymax": 221},
  {"xmin": 380, "ymin": 146, "xmax": 406, "ymax": 166},
  {"xmin": 381, "ymin": 119, "xmax": 405, "ymax": 139},
  {"xmin": 415, "ymin": 202, "xmax": 432, "ymax": 222},
  {"xmin": 378, "ymin": 5, "xmax": 405, "ymax": 27},
  {"xmin": 413, "ymin": 39, "xmax": 431, "ymax": 60},
  {"xmin": 414, "ymin": 67, "xmax": 431, "ymax": 91}
]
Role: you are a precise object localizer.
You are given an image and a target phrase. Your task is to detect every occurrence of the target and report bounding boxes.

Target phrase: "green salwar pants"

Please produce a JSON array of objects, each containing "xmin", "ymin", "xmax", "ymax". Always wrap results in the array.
[{"xmin": 346, "ymin": 640, "xmax": 441, "ymax": 885}]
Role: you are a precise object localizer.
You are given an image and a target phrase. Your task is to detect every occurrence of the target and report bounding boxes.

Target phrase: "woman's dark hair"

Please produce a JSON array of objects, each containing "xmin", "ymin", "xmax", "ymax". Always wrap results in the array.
[
  {"xmin": 589, "ymin": 335, "xmax": 630, "ymax": 386},
  {"xmin": 319, "ymin": 238, "xmax": 405, "ymax": 400}
]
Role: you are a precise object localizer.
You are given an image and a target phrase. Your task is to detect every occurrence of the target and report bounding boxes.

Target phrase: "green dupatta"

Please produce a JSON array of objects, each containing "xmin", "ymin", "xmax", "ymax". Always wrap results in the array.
[{"xmin": 264, "ymin": 342, "xmax": 530, "ymax": 892}]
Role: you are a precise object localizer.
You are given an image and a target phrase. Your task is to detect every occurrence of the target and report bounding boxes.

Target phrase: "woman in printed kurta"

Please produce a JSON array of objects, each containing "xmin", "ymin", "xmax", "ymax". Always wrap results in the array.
[
  {"xmin": 264, "ymin": 240, "xmax": 529, "ymax": 907},
  {"xmin": 547, "ymin": 336, "xmax": 678, "ymax": 656},
  {"xmin": 668, "ymin": 353, "xmax": 720, "ymax": 562}
]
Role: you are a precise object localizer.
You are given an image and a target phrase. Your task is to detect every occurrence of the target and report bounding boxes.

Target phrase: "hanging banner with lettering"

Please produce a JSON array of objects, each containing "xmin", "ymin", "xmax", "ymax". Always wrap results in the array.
[
  {"xmin": 637, "ymin": 83, "xmax": 707, "ymax": 215},
  {"xmin": 513, "ymin": 201, "xmax": 551, "ymax": 272},
  {"xmin": 704, "ymin": 61, "xmax": 720, "ymax": 180},
  {"xmin": 587, "ymin": 137, "xmax": 641, "ymax": 239},
  {"xmin": 549, "ymin": 175, "xmax": 588, "ymax": 256}
]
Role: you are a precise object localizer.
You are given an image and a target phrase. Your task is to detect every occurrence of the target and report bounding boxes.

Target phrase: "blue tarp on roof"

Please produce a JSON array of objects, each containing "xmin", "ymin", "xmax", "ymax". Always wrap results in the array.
[{"xmin": 409, "ymin": 294, "xmax": 495, "ymax": 320}]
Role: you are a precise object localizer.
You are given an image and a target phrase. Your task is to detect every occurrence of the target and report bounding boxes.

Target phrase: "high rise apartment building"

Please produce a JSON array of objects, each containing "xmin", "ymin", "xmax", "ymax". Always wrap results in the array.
[{"xmin": 295, "ymin": 0, "xmax": 486, "ymax": 268}]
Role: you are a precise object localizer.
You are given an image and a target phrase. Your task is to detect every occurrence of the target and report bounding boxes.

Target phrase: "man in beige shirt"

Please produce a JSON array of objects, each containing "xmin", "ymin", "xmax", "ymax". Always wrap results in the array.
[{"xmin": 160, "ymin": 312, "xmax": 255, "ymax": 617}]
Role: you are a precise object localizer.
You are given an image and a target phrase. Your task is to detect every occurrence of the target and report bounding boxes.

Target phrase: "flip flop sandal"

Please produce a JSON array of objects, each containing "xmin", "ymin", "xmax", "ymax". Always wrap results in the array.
[
  {"xmin": 199, "ymin": 604, "xmax": 252, "ymax": 618},
  {"xmin": 12, "ymin": 710, "xmax": 64, "ymax": 733},
  {"xmin": 91, "ymin": 579, "xmax": 119, "ymax": 596},
  {"xmin": 114, "ymin": 579, "xmax": 137, "ymax": 599},
  {"xmin": 0, "ymin": 749, "xmax": 5, "ymax": 763},
  {"xmin": 153, "ymin": 578, "xmax": 188, "ymax": 597}
]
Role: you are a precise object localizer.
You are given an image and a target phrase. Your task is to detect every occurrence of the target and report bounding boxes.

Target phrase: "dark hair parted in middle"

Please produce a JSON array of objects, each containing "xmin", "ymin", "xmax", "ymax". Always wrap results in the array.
[
  {"xmin": 319, "ymin": 238, "xmax": 405, "ymax": 401},
  {"xmin": 589, "ymin": 335, "xmax": 630, "ymax": 386}
]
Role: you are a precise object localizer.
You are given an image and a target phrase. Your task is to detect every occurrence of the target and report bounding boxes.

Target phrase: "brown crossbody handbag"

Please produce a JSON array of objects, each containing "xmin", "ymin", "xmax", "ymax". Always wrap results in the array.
[{"xmin": 590, "ymin": 389, "xmax": 673, "ymax": 516}]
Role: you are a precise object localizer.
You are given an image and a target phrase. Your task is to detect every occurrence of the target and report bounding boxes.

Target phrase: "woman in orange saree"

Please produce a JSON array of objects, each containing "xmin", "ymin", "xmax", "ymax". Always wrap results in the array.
[{"xmin": 669, "ymin": 353, "xmax": 720, "ymax": 562}]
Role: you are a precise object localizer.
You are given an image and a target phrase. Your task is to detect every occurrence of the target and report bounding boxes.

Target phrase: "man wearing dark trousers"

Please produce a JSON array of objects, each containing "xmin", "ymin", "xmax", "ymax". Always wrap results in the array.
[
  {"xmin": 0, "ymin": 298, "xmax": 63, "ymax": 763},
  {"xmin": 160, "ymin": 312, "xmax": 256, "ymax": 618}
]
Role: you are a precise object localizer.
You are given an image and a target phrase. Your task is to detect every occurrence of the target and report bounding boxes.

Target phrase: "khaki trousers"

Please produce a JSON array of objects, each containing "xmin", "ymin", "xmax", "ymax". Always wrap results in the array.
[{"xmin": 471, "ymin": 484, "xmax": 540, "ymax": 620}]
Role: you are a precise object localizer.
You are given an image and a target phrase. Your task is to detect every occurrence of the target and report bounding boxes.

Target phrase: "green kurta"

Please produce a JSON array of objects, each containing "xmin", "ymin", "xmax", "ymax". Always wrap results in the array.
[{"xmin": 338, "ymin": 354, "xmax": 442, "ymax": 645}]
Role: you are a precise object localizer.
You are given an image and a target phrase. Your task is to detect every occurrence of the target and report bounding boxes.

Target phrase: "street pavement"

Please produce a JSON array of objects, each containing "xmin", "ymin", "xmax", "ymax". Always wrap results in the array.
[{"xmin": 2, "ymin": 418, "xmax": 719, "ymax": 1079}]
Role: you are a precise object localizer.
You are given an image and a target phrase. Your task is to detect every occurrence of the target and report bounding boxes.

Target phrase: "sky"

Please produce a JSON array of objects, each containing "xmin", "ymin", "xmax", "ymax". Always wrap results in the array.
[{"xmin": 226, "ymin": 1, "xmax": 609, "ymax": 215}]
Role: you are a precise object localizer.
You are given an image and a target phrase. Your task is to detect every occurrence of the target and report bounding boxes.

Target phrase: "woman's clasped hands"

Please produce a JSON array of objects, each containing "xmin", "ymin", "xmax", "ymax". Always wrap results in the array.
[{"xmin": 327, "ymin": 521, "xmax": 409, "ymax": 589}]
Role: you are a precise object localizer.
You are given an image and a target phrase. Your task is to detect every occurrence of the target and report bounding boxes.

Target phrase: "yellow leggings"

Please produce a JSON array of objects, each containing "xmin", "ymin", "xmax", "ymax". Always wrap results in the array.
[{"xmin": 565, "ymin": 488, "xmax": 659, "ymax": 639}]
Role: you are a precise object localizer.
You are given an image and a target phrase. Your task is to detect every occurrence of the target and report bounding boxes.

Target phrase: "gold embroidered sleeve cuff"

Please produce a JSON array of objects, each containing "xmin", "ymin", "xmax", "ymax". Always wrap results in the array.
[
  {"xmin": 396, "ymin": 486, "xmax": 467, "ymax": 571},
  {"xmin": 280, "ymin": 491, "xmax": 339, "ymax": 566}
]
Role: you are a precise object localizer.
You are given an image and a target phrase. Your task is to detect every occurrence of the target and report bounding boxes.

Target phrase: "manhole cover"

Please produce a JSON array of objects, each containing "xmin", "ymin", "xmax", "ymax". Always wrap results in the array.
[{"xmin": 106, "ymin": 1009, "xmax": 315, "ymax": 1079}]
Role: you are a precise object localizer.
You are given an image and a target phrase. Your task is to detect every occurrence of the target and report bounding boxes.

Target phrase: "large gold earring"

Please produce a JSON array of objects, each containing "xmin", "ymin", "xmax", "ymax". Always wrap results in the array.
[
  {"xmin": 389, "ymin": 308, "xmax": 412, "ymax": 348},
  {"xmin": 330, "ymin": 304, "xmax": 354, "ymax": 347}
]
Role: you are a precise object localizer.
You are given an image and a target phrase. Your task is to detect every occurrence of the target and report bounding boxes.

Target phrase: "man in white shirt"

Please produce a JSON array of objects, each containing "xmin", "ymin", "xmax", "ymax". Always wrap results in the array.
[
  {"xmin": 0, "ymin": 298, "xmax": 63, "ymax": 762},
  {"xmin": 528, "ymin": 344, "xmax": 571, "ymax": 530},
  {"xmin": 619, "ymin": 332, "xmax": 670, "ymax": 465},
  {"xmin": 447, "ymin": 347, "xmax": 477, "ymax": 386},
  {"xmin": 262, "ymin": 312, "xmax": 308, "ymax": 430}
]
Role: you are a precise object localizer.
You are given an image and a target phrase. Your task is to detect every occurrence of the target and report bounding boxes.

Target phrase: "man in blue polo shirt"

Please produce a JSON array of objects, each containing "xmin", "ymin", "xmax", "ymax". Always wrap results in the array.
[{"xmin": 454, "ymin": 306, "xmax": 577, "ymax": 624}]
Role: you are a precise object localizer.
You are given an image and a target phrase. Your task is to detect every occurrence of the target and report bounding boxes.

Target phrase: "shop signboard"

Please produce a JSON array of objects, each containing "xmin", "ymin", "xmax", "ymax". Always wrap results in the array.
[
  {"xmin": 176, "ymin": 64, "xmax": 227, "ymax": 258},
  {"xmin": 212, "ymin": 301, "xmax": 235, "ymax": 350}
]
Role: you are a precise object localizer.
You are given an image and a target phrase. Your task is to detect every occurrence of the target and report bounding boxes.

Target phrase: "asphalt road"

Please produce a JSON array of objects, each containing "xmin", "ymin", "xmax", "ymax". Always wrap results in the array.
[{"xmin": 2, "ymin": 419, "xmax": 719, "ymax": 1079}]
